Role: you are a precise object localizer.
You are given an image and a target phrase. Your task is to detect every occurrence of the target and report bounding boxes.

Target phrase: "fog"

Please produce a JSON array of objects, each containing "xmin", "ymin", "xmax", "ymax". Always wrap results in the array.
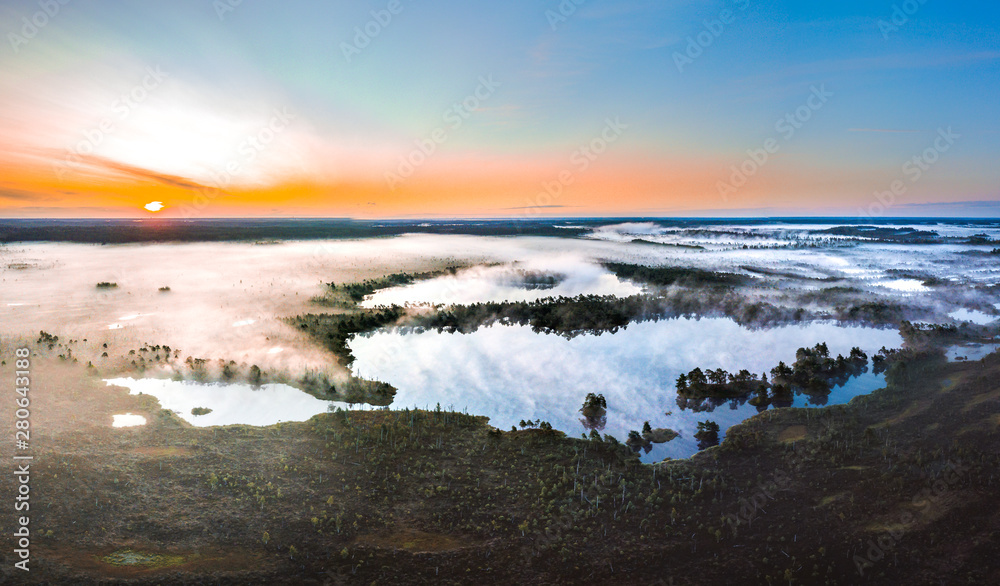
[
  {"xmin": 948, "ymin": 308, "xmax": 998, "ymax": 325},
  {"xmin": 586, "ymin": 221, "xmax": 1000, "ymax": 247},
  {"xmin": 582, "ymin": 222, "xmax": 1000, "ymax": 296},
  {"xmin": 0, "ymin": 234, "xmax": 687, "ymax": 386},
  {"xmin": 349, "ymin": 318, "xmax": 903, "ymax": 460},
  {"xmin": 1, "ymin": 221, "xmax": 995, "ymax": 435},
  {"xmin": 362, "ymin": 255, "xmax": 642, "ymax": 307},
  {"xmin": 0, "ymin": 236, "xmax": 549, "ymax": 377},
  {"xmin": 946, "ymin": 343, "xmax": 1000, "ymax": 363}
]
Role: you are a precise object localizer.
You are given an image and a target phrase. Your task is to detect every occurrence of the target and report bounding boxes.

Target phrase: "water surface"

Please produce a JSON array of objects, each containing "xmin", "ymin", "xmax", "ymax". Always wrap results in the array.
[
  {"xmin": 350, "ymin": 318, "xmax": 902, "ymax": 460},
  {"xmin": 945, "ymin": 343, "xmax": 1000, "ymax": 363},
  {"xmin": 106, "ymin": 378, "xmax": 354, "ymax": 427},
  {"xmin": 112, "ymin": 413, "xmax": 147, "ymax": 428},
  {"xmin": 948, "ymin": 309, "xmax": 997, "ymax": 325}
]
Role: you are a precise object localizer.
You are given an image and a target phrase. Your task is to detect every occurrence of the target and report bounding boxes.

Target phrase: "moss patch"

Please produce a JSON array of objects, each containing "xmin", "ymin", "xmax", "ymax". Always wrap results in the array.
[
  {"xmin": 100, "ymin": 548, "xmax": 185, "ymax": 569},
  {"xmin": 777, "ymin": 425, "xmax": 807, "ymax": 443},
  {"xmin": 816, "ymin": 492, "xmax": 848, "ymax": 508},
  {"xmin": 355, "ymin": 529, "xmax": 472, "ymax": 553}
]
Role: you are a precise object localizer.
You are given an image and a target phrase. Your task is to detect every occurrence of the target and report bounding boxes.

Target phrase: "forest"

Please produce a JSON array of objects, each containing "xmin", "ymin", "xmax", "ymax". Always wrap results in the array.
[
  {"xmin": 313, "ymin": 268, "xmax": 459, "ymax": 307},
  {"xmin": 674, "ymin": 343, "xmax": 877, "ymax": 414},
  {"xmin": 602, "ymin": 262, "xmax": 749, "ymax": 288}
]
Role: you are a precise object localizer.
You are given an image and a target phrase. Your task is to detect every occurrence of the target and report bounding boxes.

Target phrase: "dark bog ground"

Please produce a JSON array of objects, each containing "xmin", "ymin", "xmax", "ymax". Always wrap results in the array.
[{"xmin": 0, "ymin": 340, "xmax": 998, "ymax": 584}]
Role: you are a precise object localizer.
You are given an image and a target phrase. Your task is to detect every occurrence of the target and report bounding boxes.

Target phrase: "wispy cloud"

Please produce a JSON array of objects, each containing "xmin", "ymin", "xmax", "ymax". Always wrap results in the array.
[
  {"xmin": 71, "ymin": 156, "xmax": 222, "ymax": 193},
  {"xmin": 500, "ymin": 204, "xmax": 578, "ymax": 210},
  {"xmin": 737, "ymin": 51, "xmax": 1000, "ymax": 94},
  {"xmin": 895, "ymin": 200, "xmax": 1000, "ymax": 211},
  {"xmin": 577, "ymin": 0, "xmax": 673, "ymax": 20},
  {"xmin": 848, "ymin": 128, "xmax": 925, "ymax": 133},
  {"xmin": 0, "ymin": 188, "xmax": 50, "ymax": 203}
]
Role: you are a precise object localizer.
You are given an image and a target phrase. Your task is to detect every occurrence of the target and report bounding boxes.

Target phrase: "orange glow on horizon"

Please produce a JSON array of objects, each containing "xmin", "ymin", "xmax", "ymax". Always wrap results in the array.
[{"xmin": 0, "ymin": 147, "xmax": 958, "ymax": 218}]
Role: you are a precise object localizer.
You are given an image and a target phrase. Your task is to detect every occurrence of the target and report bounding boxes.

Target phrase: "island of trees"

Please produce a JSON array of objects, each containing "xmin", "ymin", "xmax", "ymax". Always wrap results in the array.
[
  {"xmin": 626, "ymin": 420, "xmax": 682, "ymax": 454},
  {"xmin": 693, "ymin": 420, "xmax": 721, "ymax": 450},
  {"xmin": 579, "ymin": 392, "xmax": 608, "ymax": 431},
  {"xmin": 676, "ymin": 343, "xmax": 874, "ymax": 412}
]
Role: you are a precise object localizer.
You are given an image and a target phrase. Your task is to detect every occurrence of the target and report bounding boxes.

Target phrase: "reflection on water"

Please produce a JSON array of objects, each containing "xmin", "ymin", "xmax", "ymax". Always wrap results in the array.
[
  {"xmin": 112, "ymin": 413, "xmax": 147, "ymax": 428},
  {"xmin": 105, "ymin": 378, "xmax": 355, "ymax": 427},
  {"xmin": 945, "ymin": 343, "xmax": 1000, "ymax": 363},
  {"xmin": 349, "ymin": 318, "xmax": 902, "ymax": 461},
  {"xmin": 948, "ymin": 309, "xmax": 998, "ymax": 325},
  {"xmin": 876, "ymin": 279, "xmax": 930, "ymax": 293}
]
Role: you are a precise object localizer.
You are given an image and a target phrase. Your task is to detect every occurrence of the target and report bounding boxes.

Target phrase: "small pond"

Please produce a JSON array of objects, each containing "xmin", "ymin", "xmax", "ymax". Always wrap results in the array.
[
  {"xmin": 105, "ymin": 378, "xmax": 355, "ymax": 427},
  {"xmin": 945, "ymin": 343, "xmax": 1000, "ymax": 363},
  {"xmin": 112, "ymin": 413, "xmax": 147, "ymax": 428}
]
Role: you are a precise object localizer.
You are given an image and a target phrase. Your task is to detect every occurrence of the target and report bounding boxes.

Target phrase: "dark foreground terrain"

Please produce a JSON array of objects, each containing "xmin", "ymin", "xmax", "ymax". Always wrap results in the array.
[{"xmin": 1, "ymin": 327, "xmax": 998, "ymax": 585}]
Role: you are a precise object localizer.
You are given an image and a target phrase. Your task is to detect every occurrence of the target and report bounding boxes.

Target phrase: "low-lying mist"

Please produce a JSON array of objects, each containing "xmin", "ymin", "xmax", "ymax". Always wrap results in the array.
[{"xmin": 2, "ymin": 225, "xmax": 996, "ymax": 397}]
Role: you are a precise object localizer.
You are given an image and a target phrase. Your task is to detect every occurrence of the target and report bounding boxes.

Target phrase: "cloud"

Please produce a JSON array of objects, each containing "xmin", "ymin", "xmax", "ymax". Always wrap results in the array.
[
  {"xmin": 736, "ymin": 51, "xmax": 1000, "ymax": 95},
  {"xmin": 500, "ymin": 204, "xmax": 576, "ymax": 210},
  {"xmin": 0, "ymin": 206, "xmax": 129, "ymax": 218},
  {"xmin": 806, "ymin": 51, "xmax": 1000, "ymax": 77},
  {"xmin": 577, "ymin": 0, "xmax": 673, "ymax": 20},
  {"xmin": 0, "ymin": 188, "xmax": 49, "ymax": 202},
  {"xmin": 847, "ymin": 128, "xmax": 925, "ymax": 133},
  {"xmin": 73, "ymin": 155, "xmax": 223, "ymax": 193},
  {"xmin": 635, "ymin": 199, "xmax": 1000, "ymax": 218},
  {"xmin": 891, "ymin": 200, "xmax": 1000, "ymax": 215}
]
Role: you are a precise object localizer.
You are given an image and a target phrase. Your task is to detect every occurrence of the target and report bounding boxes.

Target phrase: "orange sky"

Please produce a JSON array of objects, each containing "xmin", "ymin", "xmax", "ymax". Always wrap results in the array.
[
  {"xmin": 1, "ymin": 145, "xmax": 959, "ymax": 218},
  {"xmin": 1, "ymin": 2, "xmax": 997, "ymax": 218}
]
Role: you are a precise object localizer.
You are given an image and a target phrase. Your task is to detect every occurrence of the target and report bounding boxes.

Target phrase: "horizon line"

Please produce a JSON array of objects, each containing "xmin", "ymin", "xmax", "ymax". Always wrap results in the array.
[{"xmin": 3, "ymin": 215, "xmax": 1000, "ymax": 222}]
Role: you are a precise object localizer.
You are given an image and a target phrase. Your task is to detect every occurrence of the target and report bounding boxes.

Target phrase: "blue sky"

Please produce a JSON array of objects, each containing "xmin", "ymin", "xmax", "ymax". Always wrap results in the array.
[{"xmin": 1, "ymin": 0, "xmax": 998, "ymax": 216}]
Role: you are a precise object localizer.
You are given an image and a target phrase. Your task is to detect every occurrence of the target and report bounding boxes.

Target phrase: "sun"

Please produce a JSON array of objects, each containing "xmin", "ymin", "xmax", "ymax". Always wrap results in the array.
[{"xmin": 144, "ymin": 201, "xmax": 165, "ymax": 212}]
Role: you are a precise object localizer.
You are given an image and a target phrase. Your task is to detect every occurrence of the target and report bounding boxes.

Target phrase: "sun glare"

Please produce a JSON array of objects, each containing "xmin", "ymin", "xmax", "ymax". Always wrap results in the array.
[{"xmin": 144, "ymin": 201, "xmax": 165, "ymax": 212}]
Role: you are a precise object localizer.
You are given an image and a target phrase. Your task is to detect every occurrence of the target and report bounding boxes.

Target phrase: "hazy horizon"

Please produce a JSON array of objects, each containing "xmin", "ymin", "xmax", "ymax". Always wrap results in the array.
[{"xmin": 3, "ymin": 213, "xmax": 1000, "ymax": 221}]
